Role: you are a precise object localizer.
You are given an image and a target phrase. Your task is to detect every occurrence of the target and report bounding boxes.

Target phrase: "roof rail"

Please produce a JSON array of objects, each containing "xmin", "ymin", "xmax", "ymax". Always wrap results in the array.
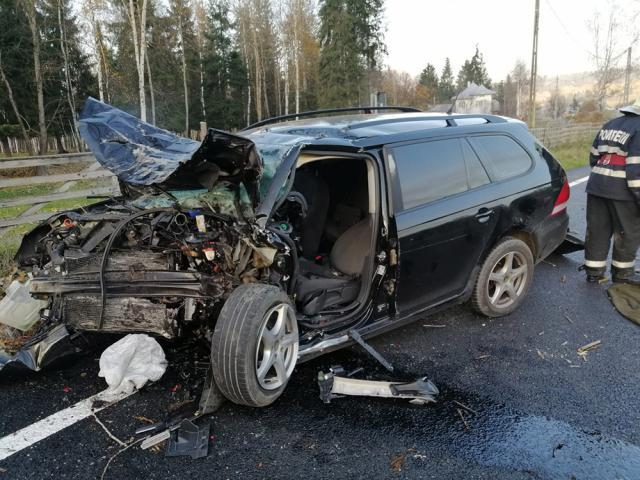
[
  {"xmin": 241, "ymin": 106, "xmax": 422, "ymax": 131},
  {"xmin": 341, "ymin": 113, "xmax": 508, "ymax": 131}
]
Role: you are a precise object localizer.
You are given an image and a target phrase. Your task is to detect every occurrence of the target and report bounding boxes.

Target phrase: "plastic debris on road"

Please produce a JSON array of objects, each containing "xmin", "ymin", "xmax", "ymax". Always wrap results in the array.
[
  {"xmin": 0, "ymin": 280, "xmax": 47, "ymax": 331},
  {"xmin": 99, "ymin": 334, "xmax": 168, "ymax": 394}
]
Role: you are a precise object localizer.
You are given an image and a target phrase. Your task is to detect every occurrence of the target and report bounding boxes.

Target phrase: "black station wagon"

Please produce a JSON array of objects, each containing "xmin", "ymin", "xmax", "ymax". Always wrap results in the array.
[{"xmin": 6, "ymin": 100, "xmax": 570, "ymax": 407}]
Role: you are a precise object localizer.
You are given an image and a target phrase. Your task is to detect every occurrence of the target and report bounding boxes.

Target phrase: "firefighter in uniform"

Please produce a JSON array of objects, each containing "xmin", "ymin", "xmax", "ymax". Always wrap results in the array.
[{"xmin": 584, "ymin": 98, "xmax": 640, "ymax": 284}]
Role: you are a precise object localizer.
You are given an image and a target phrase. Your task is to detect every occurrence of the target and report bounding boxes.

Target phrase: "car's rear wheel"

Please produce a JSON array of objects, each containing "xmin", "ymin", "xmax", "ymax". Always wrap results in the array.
[
  {"xmin": 471, "ymin": 237, "xmax": 534, "ymax": 317},
  {"xmin": 211, "ymin": 283, "xmax": 298, "ymax": 407}
]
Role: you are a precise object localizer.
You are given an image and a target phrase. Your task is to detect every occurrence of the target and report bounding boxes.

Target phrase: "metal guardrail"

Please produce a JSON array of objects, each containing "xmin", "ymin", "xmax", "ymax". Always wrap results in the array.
[{"xmin": 0, "ymin": 153, "xmax": 119, "ymax": 228}]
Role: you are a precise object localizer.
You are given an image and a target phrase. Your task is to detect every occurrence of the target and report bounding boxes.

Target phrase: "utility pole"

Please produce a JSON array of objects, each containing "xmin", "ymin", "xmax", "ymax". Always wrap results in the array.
[
  {"xmin": 553, "ymin": 76, "xmax": 559, "ymax": 120},
  {"xmin": 623, "ymin": 46, "xmax": 632, "ymax": 105},
  {"xmin": 529, "ymin": 0, "xmax": 540, "ymax": 128}
]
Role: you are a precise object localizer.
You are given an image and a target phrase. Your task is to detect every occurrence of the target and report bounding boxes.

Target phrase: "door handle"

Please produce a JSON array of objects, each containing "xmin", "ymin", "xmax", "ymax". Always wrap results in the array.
[{"xmin": 475, "ymin": 208, "xmax": 494, "ymax": 223}]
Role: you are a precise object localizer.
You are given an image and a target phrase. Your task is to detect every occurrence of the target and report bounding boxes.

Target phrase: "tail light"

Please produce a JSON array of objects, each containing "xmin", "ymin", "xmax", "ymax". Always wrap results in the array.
[{"xmin": 551, "ymin": 179, "xmax": 570, "ymax": 216}]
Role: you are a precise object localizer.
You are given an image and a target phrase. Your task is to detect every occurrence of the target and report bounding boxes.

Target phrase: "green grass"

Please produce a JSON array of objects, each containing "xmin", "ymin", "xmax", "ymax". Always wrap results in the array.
[
  {"xmin": 0, "ymin": 205, "xmax": 30, "ymax": 219},
  {"xmin": 0, "ymin": 183, "xmax": 63, "ymax": 201},
  {"xmin": 0, "ymin": 225, "xmax": 34, "ymax": 276},
  {"xmin": 547, "ymin": 137, "xmax": 592, "ymax": 172}
]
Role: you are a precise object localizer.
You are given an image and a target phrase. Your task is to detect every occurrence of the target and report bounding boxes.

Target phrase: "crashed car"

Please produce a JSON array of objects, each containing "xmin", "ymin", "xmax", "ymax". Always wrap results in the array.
[{"xmin": 1, "ymin": 99, "xmax": 570, "ymax": 407}]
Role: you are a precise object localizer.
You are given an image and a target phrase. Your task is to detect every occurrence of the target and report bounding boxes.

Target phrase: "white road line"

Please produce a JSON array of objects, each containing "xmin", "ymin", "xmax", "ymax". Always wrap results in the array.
[
  {"xmin": 0, "ymin": 389, "xmax": 135, "ymax": 461},
  {"xmin": 569, "ymin": 176, "xmax": 589, "ymax": 187}
]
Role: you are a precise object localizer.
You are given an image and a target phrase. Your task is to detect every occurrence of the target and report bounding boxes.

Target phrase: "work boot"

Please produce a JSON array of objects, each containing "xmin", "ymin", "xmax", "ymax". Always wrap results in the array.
[
  {"xmin": 579, "ymin": 265, "xmax": 606, "ymax": 283},
  {"xmin": 611, "ymin": 267, "xmax": 640, "ymax": 285}
]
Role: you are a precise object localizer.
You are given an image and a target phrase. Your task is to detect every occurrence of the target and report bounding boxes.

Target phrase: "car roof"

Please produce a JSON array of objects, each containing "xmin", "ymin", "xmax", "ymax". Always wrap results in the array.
[{"xmin": 242, "ymin": 110, "xmax": 528, "ymax": 149}]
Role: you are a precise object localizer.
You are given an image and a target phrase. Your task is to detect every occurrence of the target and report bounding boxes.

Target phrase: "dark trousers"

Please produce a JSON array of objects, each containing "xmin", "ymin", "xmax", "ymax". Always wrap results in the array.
[{"xmin": 585, "ymin": 194, "xmax": 640, "ymax": 275}]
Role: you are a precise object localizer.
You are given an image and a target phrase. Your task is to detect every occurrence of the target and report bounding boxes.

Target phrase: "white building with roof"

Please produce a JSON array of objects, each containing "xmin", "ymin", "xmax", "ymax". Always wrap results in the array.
[{"xmin": 453, "ymin": 82, "xmax": 497, "ymax": 114}]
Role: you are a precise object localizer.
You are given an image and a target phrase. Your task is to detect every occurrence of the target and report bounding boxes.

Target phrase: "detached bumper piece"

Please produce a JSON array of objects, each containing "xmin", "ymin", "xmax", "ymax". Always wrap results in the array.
[
  {"xmin": 553, "ymin": 232, "xmax": 585, "ymax": 255},
  {"xmin": 317, "ymin": 370, "xmax": 439, "ymax": 405},
  {"xmin": 0, "ymin": 324, "xmax": 77, "ymax": 373}
]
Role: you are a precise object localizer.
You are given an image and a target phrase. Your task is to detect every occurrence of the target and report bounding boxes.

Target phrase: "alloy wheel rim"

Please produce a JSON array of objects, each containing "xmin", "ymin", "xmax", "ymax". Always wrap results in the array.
[
  {"xmin": 255, "ymin": 303, "xmax": 298, "ymax": 390},
  {"xmin": 487, "ymin": 251, "xmax": 528, "ymax": 308}
]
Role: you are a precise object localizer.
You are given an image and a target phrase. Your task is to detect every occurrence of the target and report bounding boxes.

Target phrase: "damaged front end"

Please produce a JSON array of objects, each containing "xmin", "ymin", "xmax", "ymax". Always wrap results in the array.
[{"xmin": 1, "ymin": 98, "xmax": 297, "ymax": 372}]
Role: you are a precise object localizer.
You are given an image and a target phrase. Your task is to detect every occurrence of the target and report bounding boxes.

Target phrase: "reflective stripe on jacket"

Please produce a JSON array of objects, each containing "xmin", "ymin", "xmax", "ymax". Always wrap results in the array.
[{"xmin": 586, "ymin": 114, "xmax": 640, "ymax": 202}]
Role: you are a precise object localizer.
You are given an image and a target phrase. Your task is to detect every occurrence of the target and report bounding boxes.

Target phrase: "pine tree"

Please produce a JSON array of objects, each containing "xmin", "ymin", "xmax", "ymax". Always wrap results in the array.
[
  {"xmin": 42, "ymin": 0, "xmax": 96, "ymax": 148},
  {"xmin": 418, "ymin": 63, "xmax": 438, "ymax": 106},
  {"xmin": 469, "ymin": 46, "xmax": 491, "ymax": 88},
  {"xmin": 0, "ymin": 0, "xmax": 36, "ymax": 151},
  {"xmin": 204, "ymin": 0, "xmax": 247, "ymax": 129},
  {"xmin": 456, "ymin": 60, "xmax": 473, "ymax": 91},
  {"xmin": 456, "ymin": 47, "xmax": 491, "ymax": 91},
  {"xmin": 318, "ymin": 0, "xmax": 386, "ymax": 108},
  {"xmin": 438, "ymin": 58, "xmax": 455, "ymax": 102},
  {"xmin": 318, "ymin": 0, "xmax": 362, "ymax": 107}
]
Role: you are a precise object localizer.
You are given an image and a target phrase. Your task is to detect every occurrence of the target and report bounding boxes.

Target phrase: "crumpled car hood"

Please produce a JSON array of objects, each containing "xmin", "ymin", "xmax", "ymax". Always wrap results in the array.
[{"xmin": 79, "ymin": 98, "xmax": 263, "ymax": 205}]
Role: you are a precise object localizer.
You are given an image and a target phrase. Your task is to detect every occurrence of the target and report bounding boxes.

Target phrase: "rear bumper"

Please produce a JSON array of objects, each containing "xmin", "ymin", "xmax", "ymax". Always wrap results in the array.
[{"xmin": 534, "ymin": 212, "xmax": 570, "ymax": 261}]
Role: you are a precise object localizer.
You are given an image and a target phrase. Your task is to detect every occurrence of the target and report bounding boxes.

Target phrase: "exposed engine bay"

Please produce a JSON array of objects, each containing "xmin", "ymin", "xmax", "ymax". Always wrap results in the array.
[{"xmin": 15, "ymin": 197, "xmax": 290, "ymax": 341}]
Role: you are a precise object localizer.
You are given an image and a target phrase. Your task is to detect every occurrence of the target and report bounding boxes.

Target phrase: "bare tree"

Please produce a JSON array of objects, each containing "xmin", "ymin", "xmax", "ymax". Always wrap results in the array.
[
  {"xmin": 83, "ymin": 0, "xmax": 110, "ymax": 102},
  {"xmin": 145, "ymin": 52, "xmax": 156, "ymax": 124},
  {"xmin": 193, "ymin": 0, "xmax": 207, "ymax": 119},
  {"xmin": 281, "ymin": 0, "xmax": 316, "ymax": 114},
  {"xmin": 0, "ymin": 52, "xmax": 33, "ymax": 154},
  {"xmin": 237, "ymin": 8, "xmax": 252, "ymax": 125},
  {"xmin": 511, "ymin": 60, "xmax": 529, "ymax": 118},
  {"xmin": 589, "ymin": 4, "xmax": 638, "ymax": 111},
  {"xmin": 123, "ymin": 0, "xmax": 149, "ymax": 121},
  {"xmin": 20, "ymin": 0, "xmax": 47, "ymax": 153},
  {"xmin": 175, "ymin": 0, "xmax": 190, "ymax": 135},
  {"xmin": 57, "ymin": 0, "xmax": 79, "ymax": 143},
  {"xmin": 380, "ymin": 68, "xmax": 417, "ymax": 106}
]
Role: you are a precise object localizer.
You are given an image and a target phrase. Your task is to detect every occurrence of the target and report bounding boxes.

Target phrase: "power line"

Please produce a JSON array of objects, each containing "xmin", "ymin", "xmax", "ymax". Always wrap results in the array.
[{"xmin": 543, "ymin": 0, "xmax": 631, "ymax": 63}]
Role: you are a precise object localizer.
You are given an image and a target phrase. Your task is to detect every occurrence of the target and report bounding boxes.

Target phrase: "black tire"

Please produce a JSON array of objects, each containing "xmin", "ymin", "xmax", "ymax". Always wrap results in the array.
[
  {"xmin": 211, "ymin": 283, "xmax": 298, "ymax": 407},
  {"xmin": 471, "ymin": 237, "xmax": 534, "ymax": 318}
]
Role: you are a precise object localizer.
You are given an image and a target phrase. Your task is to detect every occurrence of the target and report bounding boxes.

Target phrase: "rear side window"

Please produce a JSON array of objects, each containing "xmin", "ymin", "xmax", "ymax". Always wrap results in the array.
[
  {"xmin": 461, "ymin": 139, "xmax": 490, "ymax": 189},
  {"xmin": 391, "ymin": 138, "xmax": 468, "ymax": 209},
  {"xmin": 468, "ymin": 135, "xmax": 532, "ymax": 181}
]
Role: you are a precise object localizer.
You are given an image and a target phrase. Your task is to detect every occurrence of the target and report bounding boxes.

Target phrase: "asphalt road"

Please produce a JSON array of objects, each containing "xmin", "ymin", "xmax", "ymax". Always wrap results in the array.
[{"xmin": 1, "ymin": 166, "xmax": 640, "ymax": 480}]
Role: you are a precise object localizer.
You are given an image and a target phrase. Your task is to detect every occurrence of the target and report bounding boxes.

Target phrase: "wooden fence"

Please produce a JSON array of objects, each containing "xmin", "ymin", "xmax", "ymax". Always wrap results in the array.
[
  {"xmin": 531, "ymin": 123, "xmax": 600, "ymax": 148},
  {"xmin": 0, "ymin": 153, "xmax": 119, "ymax": 228}
]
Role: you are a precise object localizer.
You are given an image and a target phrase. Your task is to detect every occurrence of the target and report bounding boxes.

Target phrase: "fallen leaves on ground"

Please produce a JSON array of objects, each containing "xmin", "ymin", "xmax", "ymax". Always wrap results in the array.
[
  {"xmin": 577, "ymin": 340, "xmax": 601, "ymax": 354},
  {"xmin": 390, "ymin": 449, "xmax": 418, "ymax": 473},
  {"xmin": 577, "ymin": 340, "xmax": 601, "ymax": 360},
  {"xmin": 133, "ymin": 415, "xmax": 156, "ymax": 424}
]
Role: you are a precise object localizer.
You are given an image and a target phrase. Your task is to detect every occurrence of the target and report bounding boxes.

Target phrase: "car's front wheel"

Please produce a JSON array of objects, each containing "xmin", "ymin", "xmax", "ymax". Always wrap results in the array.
[
  {"xmin": 471, "ymin": 237, "xmax": 534, "ymax": 317},
  {"xmin": 211, "ymin": 283, "xmax": 299, "ymax": 407}
]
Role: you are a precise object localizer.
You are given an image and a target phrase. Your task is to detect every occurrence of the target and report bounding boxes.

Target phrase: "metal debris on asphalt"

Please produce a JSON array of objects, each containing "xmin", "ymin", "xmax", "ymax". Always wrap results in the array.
[
  {"xmin": 349, "ymin": 329, "xmax": 394, "ymax": 372},
  {"xmin": 317, "ymin": 369, "xmax": 439, "ymax": 405},
  {"xmin": 141, "ymin": 430, "xmax": 171, "ymax": 450}
]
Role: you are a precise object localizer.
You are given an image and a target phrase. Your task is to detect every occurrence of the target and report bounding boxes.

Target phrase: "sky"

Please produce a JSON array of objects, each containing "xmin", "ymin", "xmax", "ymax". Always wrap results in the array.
[{"xmin": 384, "ymin": 0, "xmax": 639, "ymax": 81}]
